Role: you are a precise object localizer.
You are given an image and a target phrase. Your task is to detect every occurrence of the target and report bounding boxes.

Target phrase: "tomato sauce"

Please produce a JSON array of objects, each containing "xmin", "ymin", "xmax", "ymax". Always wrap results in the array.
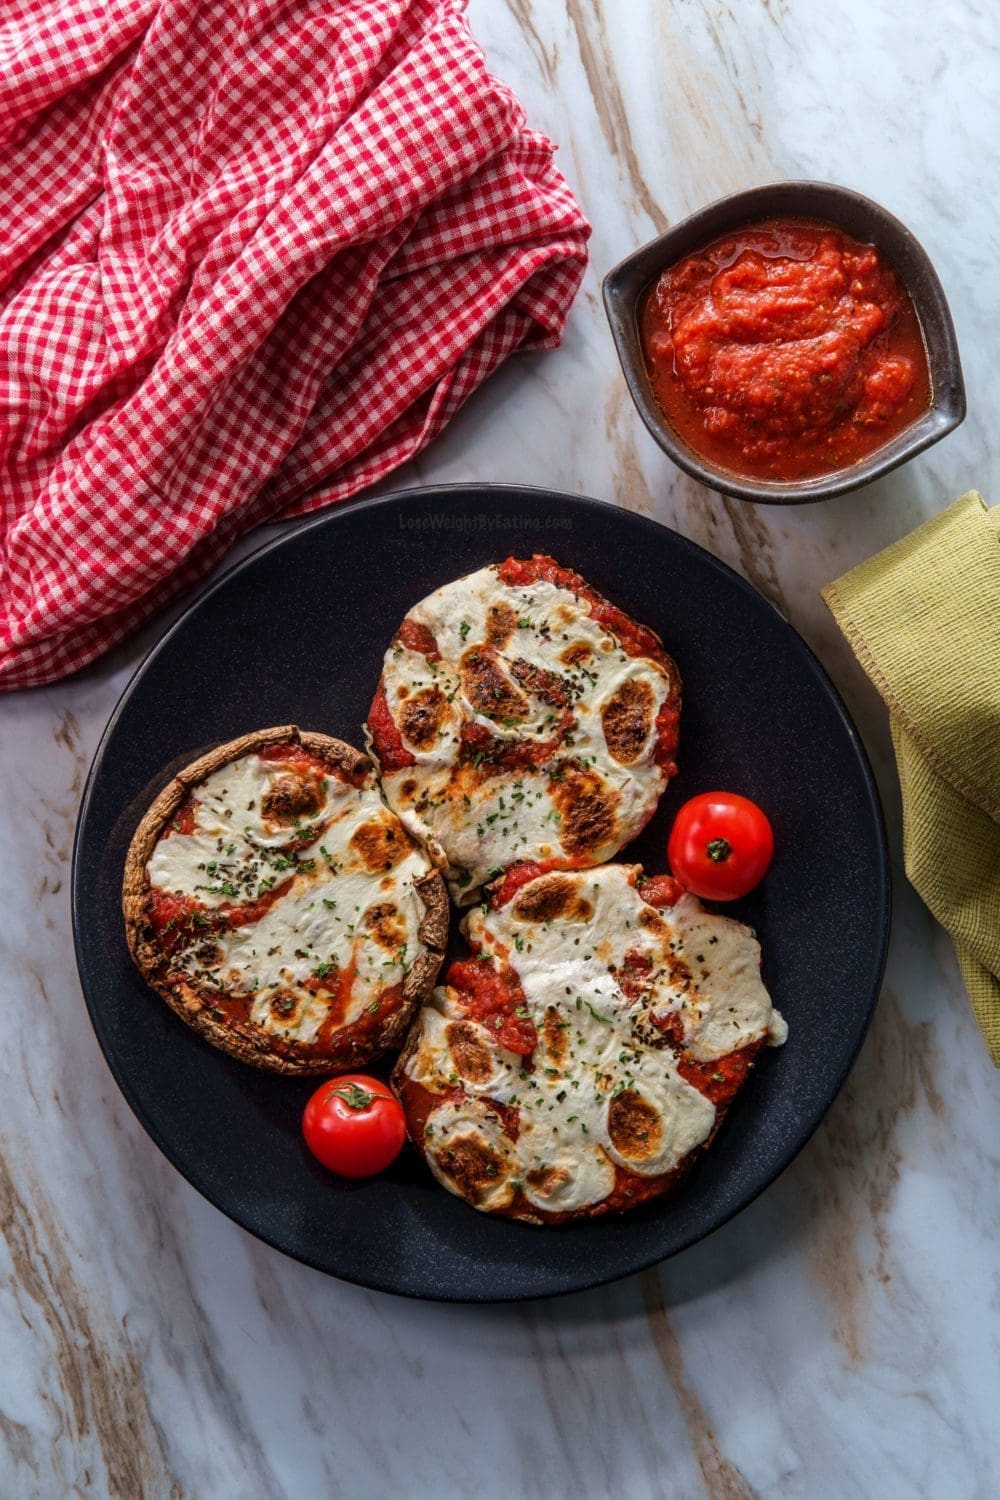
[
  {"xmin": 148, "ymin": 878, "xmax": 294, "ymax": 949},
  {"xmin": 641, "ymin": 218, "xmax": 930, "ymax": 482},
  {"xmin": 396, "ymin": 617, "xmax": 440, "ymax": 659},
  {"xmin": 258, "ymin": 741, "xmax": 325, "ymax": 776},
  {"xmin": 257, "ymin": 739, "xmax": 367, "ymax": 789},
  {"xmin": 489, "ymin": 859, "xmax": 562, "ymax": 908},
  {"xmin": 446, "ymin": 956, "xmax": 537, "ymax": 1055},
  {"xmin": 637, "ymin": 872, "xmax": 685, "ymax": 909},
  {"xmin": 165, "ymin": 799, "xmax": 198, "ymax": 837},
  {"xmin": 677, "ymin": 1039, "xmax": 764, "ymax": 1107},
  {"xmin": 652, "ymin": 700, "xmax": 680, "ymax": 775},
  {"xmin": 618, "ymin": 949, "xmax": 653, "ymax": 1002},
  {"xmin": 367, "ymin": 682, "xmax": 415, "ymax": 771},
  {"xmin": 311, "ymin": 958, "xmax": 359, "ymax": 1052}
]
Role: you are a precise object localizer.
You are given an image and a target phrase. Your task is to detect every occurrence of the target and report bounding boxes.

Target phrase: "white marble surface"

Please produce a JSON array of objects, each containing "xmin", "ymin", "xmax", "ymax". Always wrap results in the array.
[{"xmin": 2, "ymin": 1, "xmax": 999, "ymax": 1495}]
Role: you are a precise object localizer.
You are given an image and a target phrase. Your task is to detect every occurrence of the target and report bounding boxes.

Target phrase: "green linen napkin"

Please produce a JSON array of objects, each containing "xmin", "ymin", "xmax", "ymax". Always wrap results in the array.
[{"xmin": 822, "ymin": 491, "xmax": 1000, "ymax": 1066}]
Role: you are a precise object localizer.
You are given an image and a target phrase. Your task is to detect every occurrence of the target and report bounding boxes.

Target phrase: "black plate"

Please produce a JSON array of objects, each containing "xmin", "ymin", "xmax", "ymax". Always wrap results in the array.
[{"xmin": 72, "ymin": 484, "xmax": 889, "ymax": 1301}]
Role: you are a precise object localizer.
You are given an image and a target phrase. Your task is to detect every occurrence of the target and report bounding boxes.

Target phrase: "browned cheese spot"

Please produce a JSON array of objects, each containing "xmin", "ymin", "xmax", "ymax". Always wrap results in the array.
[
  {"xmin": 350, "ymin": 818, "xmax": 410, "ymax": 871},
  {"xmin": 638, "ymin": 906, "xmax": 668, "ymax": 934},
  {"xmin": 513, "ymin": 872, "xmax": 593, "ymax": 924},
  {"xmin": 192, "ymin": 941, "xmax": 224, "ymax": 968},
  {"xmin": 262, "ymin": 775, "xmax": 324, "ymax": 824},
  {"xmin": 561, "ymin": 642, "xmax": 593, "ymax": 666},
  {"xmin": 550, "ymin": 765, "xmax": 618, "ymax": 856},
  {"xmin": 269, "ymin": 992, "xmax": 300, "ymax": 1021},
  {"xmin": 601, "ymin": 678, "xmax": 656, "ymax": 764},
  {"xmin": 460, "ymin": 649, "xmax": 529, "ymax": 725},
  {"xmin": 446, "ymin": 1021, "xmax": 494, "ymax": 1083},
  {"xmin": 607, "ymin": 1091, "xmax": 664, "ymax": 1161},
  {"xmin": 525, "ymin": 1163, "xmax": 573, "ymax": 1200},
  {"xmin": 665, "ymin": 949, "xmax": 696, "ymax": 997},
  {"xmin": 510, "ymin": 657, "xmax": 570, "ymax": 707},
  {"xmin": 398, "ymin": 778, "xmax": 419, "ymax": 803},
  {"xmin": 435, "ymin": 1133, "xmax": 505, "ymax": 1203},
  {"xmin": 486, "ymin": 600, "xmax": 518, "ymax": 645},
  {"xmin": 542, "ymin": 1005, "xmax": 569, "ymax": 1066},
  {"xmin": 365, "ymin": 901, "xmax": 406, "ymax": 949},
  {"xmin": 398, "ymin": 686, "xmax": 448, "ymax": 751}
]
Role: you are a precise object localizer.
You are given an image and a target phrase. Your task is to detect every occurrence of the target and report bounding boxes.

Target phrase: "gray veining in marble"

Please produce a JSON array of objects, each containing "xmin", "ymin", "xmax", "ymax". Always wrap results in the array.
[{"xmin": 2, "ymin": 1, "xmax": 999, "ymax": 1496}]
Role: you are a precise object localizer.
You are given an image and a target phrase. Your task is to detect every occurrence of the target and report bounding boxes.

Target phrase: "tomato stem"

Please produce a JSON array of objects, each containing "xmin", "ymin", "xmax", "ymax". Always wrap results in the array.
[
  {"xmin": 706, "ymin": 837, "xmax": 732, "ymax": 863},
  {"xmin": 329, "ymin": 1083, "xmax": 376, "ymax": 1110}
]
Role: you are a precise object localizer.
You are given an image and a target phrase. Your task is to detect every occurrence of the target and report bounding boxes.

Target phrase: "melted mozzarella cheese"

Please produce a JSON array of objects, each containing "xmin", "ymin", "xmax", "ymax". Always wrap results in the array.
[
  {"xmin": 661, "ymin": 895, "xmax": 788, "ymax": 1060},
  {"xmin": 408, "ymin": 865, "xmax": 787, "ymax": 1213},
  {"xmin": 375, "ymin": 566, "xmax": 676, "ymax": 898},
  {"xmin": 147, "ymin": 751, "xmax": 435, "ymax": 1045},
  {"xmin": 405, "ymin": 991, "xmax": 521, "ymax": 1096},
  {"xmin": 148, "ymin": 753, "xmax": 332, "ymax": 905},
  {"xmin": 423, "ymin": 1098, "xmax": 518, "ymax": 1212}
]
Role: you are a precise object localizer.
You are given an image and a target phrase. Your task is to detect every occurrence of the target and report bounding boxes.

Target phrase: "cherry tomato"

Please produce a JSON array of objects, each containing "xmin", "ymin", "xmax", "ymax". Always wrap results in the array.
[
  {"xmin": 302, "ymin": 1074, "xmax": 406, "ymax": 1178},
  {"xmin": 667, "ymin": 792, "xmax": 774, "ymax": 901}
]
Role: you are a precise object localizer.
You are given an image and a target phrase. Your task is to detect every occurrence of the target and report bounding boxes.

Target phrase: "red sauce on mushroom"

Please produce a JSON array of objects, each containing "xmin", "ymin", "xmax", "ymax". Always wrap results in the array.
[
  {"xmin": 641, "ymin": 218, "xmax": 930, "ymax": 482},
  {"xmin": 444, "ymin": 957, "xmax": 537, "ymax": 1056},
  {"xmin": 677, "ymin": 1039, "xmax": 764, "ymax": 1107},
  {"xmin": 489, "ymin": 860, "xmax": 561, "ymax": 909},
  {"xmin": 367, "ymin": 682, "xmax": 415, "ymax": 771},
  {"xmin": 636, "ymin": 872, "xmax": 685, "ymax": 909},
  {"xmin": 396, "ymin": 617, "xmax": 440, "ymax": 659}
]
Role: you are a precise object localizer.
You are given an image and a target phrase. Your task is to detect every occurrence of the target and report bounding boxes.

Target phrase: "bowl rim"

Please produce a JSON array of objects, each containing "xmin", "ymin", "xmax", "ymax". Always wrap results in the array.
[{"xmin": 602, "ymin": 179, "xmax": 966, "ymax": 505}]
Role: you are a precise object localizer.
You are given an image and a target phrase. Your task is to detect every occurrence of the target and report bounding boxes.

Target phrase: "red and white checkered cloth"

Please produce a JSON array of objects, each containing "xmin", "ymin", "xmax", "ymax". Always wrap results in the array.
[{"xmin": 0, "ymin": 0, "xmax": 589, "ymax": 689}]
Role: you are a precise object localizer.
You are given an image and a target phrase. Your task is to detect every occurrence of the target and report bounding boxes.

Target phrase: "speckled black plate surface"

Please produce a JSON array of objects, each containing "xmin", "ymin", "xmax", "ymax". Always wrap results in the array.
[{"xmin": 72, "ymin": 484, "xmax": 889, "ymax": 1301}]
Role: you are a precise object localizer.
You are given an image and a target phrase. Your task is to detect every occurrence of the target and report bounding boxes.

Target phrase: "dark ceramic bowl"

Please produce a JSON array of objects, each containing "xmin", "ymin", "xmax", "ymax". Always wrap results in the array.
[{"xmin": 603, "ymin": 181, "xmax": 966, "ymax": 504}]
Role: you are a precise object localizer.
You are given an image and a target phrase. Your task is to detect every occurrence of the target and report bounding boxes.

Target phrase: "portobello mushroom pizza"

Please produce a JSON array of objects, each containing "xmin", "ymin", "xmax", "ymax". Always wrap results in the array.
[
  {"xmin": 366, "ymin": 556, "xmax": 682, "ymax": 901},
  {"xmin": 394, "ymin": 863, "xmax": 787, "ymax": 1225},
  {"xmin": 123, "ymin": 727, "xmax": 448, "ymax": 1075}
]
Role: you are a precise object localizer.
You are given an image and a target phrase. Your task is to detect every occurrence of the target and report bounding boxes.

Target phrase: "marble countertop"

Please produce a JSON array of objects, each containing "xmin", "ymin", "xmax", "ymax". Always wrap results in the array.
[{"xmin": 3, "ymin": 1, "xmax": 999, "ymax": 1495}]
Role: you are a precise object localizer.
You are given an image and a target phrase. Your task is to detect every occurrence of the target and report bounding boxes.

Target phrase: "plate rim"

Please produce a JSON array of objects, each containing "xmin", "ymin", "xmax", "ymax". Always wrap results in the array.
[{"xmin": 71, "ymin": 481, "xmax": 891, "ymax": 1301}]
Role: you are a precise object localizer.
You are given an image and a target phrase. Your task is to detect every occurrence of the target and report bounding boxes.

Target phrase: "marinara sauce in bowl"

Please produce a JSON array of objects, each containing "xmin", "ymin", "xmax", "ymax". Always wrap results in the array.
[{"xmin": 604, "ymin": 183, "xmax": 965, "ymax": 504}]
